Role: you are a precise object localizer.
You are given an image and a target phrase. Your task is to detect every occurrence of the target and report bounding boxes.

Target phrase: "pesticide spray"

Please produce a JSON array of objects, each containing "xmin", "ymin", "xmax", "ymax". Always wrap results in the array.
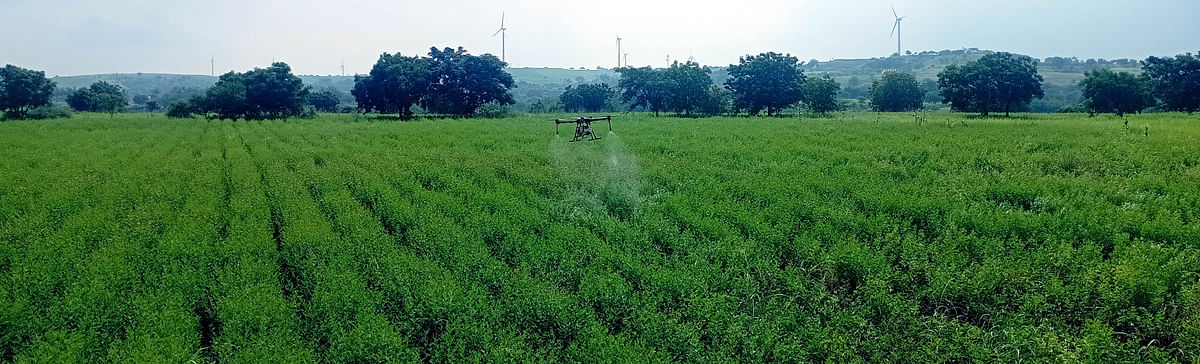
[{"xmin": 548, "ymin": 127, "xmax": 644, "ymax": 221}]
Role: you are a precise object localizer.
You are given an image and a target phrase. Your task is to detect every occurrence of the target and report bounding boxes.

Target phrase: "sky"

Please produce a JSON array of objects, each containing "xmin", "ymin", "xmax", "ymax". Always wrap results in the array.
[{"xmin": 1, "ymin": 0, "xmax": 1197, "ymax": 76}]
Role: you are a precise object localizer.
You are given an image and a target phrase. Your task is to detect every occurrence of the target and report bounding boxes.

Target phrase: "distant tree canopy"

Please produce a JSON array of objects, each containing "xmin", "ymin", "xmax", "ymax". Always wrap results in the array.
[
  {"xmin": 725, "ymin": 52, "xmax": 807, "ymax": 116},
  {"xmin": 614, "ymin": 66, "xmax": 671, "ymax": 116},
  {"xmin": 1079, "ymin": 69, "xmax": 1153, "ymax": 116},
  {"xmin": 423, "ymin": 47, "xmax": 515, "ymax": 116},
  {"xmin": 67, "ymin": 81, "xmax": 129, "ymax": 114},
  {"xmin": 938, "ymin": 52, "xmax": 1044, "ymax": 116},
  {"xmin": 1141, "ymin": 53, "xmax": 1200, "ymax": 113},
  {"xmin": 0, "ymin": 64, "xmax": 56, "ymax": 120},
  {"xmin": 559, "ymin": 83, "xmax": 614, "ymax": 113},
  {"xmin": 352, "ymin": 47, "xmax": 514, "ymax": 117},
  {"xmin": 803, "ymin": 76, "xmax": 841, "ymax": 114},
  {"xmin": 306, "ymin": 89, "xmax": 341, "ymax": 113},
  {"xmin": 191, "ymin": 62, "xmax": 310, "ymax": 121},
  {"xmin": 353, "ymin": 53, "xmax": 430, "ymax": 117},
  {"xmin": 870, "ymin": 71, "xmax": 925, "ymax": 112},
  {"xmin": 663, "ymin": 61, "xmax": 714, "ymax": 116}
]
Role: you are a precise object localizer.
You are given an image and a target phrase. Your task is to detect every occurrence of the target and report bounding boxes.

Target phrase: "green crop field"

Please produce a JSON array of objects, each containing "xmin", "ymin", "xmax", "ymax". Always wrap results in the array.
[{"xmin": 1, "ymin": 113, "xmax": 1197, "ymax": 362}]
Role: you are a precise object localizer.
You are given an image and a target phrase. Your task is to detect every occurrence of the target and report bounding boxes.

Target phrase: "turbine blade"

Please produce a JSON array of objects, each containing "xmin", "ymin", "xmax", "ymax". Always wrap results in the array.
[
  {"xmin": 493, "ymin": 28, "xmax": 502, "ymax": 37},
  {"xmin": 891, "ymin": 5, "xmax": 897, "ymax": 18},
  {"xmin": 501, "ymin": 12, "xmax": 504, "ymax": 27},
  {"xmin": 890, "ymin": 21, "xmax": 897, "ymax": 38}
]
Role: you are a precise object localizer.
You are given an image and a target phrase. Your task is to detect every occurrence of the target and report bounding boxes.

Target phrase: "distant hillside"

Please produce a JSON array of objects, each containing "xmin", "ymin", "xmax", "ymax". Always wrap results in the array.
[{"xmin": 50, "ymin": 50, "xmax": 1144, "ymax": 112}]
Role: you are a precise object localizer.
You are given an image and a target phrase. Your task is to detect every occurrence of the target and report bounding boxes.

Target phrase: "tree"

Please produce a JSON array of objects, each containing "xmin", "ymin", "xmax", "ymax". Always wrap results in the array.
[
  {"xmin": 166, "ymin": 99, "xmax": 195, "ymax": 118},
  {"xmin": 725, "ymin": 52, "xmax": 806, "ymax": 116},
  {"xmin": 614, "ymin": 66, "xmax": 671, "ymax": 116},
  {"xmin": 870, "ymin": 71, "xmax": 925, "ymax": 112},
  {"xmin": 664, "ymin": 61, "xmax": 714, "ymax": 116},
  {"xmin": 1142, "ymin": 53, "xmax": 1200, "ymax": 113},
  {"xmin": 937, "ymin": 52, "xmax": 1044, "ymax": 116},
  {"xmin": 698, "ymin": 84, "xmax": 732, "ymax": 116},
  {"xmin": 560, "ymin": 83, "xmax": 615, "ymax": 112},
  {"xmin": 422, "ymin": 47, "xmax": 515, "ymax": 116},
  {"xmin": 0, "ymin": 64, "xmax": 56, "ymax": 120},
  {"xmin": 307, "ymin": 89, "xmax": 341, "ymax": 113},
  {"xmin": 192, "ymin": 62, "xmax": 309, "ymax": 120},
  {"xmin": 803, "ymin": 76, "xmax": 842, "ymax": 114},
  {"xmin": 1079, "ymin": 69, "xmax": 1153, "ymax": 116},
  {"xmin": 352, "ymin": 53, "xmax": 430, "ymax": 117},
  {"xmin": 145, "ymin": 100, "xmax": 160, "ymax": 112},
  {"xmin": 133, "ymin": 94, "xmax": 151, "ymax": 105},
  {"xmin": 68, "ymin": 81, "xmax": 128, "ymax": 115}
]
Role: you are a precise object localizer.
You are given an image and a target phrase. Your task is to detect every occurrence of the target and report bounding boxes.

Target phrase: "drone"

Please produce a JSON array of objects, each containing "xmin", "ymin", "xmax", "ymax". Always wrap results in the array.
[{"xmin": 554, "ymin": 116, "xmax": 613, "ymax": 142}]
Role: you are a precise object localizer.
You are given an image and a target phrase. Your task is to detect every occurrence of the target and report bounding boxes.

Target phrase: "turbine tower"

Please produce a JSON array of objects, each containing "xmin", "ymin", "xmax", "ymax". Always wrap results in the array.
[
  {"xmin": 493, "ymin": 12, "xmax": 507, "ymax": 63},
  {"xmin": 624, "ymin": 53, "xmax": 629, "ymax": 68},
  {"xmin": 341, "ymin": 59, "xmax": 345, "ymax": 76},
  {"xmin": 210, "ymin": 54, "xmax": 215, "ymax": 76},
  {"xmin": 616, "ymin": 35, "xmax": 622, "ymax": 68},
  {"xmin": 890, "ymin": 5, "xmax": 907, "ymax": 56}
]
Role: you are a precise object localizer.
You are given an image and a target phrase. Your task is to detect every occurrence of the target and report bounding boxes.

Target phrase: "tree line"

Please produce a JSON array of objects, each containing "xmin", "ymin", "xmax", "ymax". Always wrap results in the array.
[{"xmin": 1, "ymin": 51, "xmax": 1198, "ymax": 120}]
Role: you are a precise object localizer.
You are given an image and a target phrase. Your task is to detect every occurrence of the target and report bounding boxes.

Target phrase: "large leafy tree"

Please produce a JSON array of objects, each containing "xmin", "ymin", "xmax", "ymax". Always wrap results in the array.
[
  {"xmin": 1141, "ymin": 53, "xmax": 1200, "ymax": 113},
  {"xmin": 422, "ymin": 47, "xmax": 515, "ymax": 116},
  {"xmin": 803, "ymin": 76, "xmax": 842, "ymax": 114},
  {"xmin": 560, "ymin": 83, "xmax": 615, "ymax": 112},
  {"xmin": 67, "ymin": 81, "xmax": 129, "ymax": 115},
  {"xmin": 352, "ymin": 53, "xmax": 430, "ymax": 117},
  {"xmin": 870, "ymin": 71, "xmax": 925, "ymax": 112},
  {"xmin": 937, "ymin": 52, "xmax": 1044, "ymax": 116},
  {"xmin": 724, "ymin": 52, "xmax": 806, "ymax": 116},
  {"xmin": 664, "ymin": 61, "xmax": 714, "ymax": 116},
  {"xmin": 193, "ymin": 62, "xmax": 309, "ymax": 120},
  {"xmin": 614, "ymin": 66, "xmax": 671, "ymax": 116},
  {"xmin": 0, "ymin": 64, "xmax": 56, "ymax": 120},
  {"xmin": 1079, "ymin": 69, "xmax": 1153, "ymax": 116},
  {"xmin": 306, "ymin": 89, "xmax": 342, "ymax": 113}
]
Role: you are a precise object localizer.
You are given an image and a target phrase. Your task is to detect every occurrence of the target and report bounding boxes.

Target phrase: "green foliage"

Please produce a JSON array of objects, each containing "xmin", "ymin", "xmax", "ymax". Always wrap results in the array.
[
  {"xmin": 306, "ymin": 89, "xmax": 342, "ymax": 113},
  {"xmin": 663, "ymin": 61, "xmax": 714, "ymax": 116},
  {"xmin": 192, "ymin": 62, "xmax": 309, "ymax": 121},
  {"xmin": 1, "ymin": 113, "xmax": 1198, "ymax": 363},
  {"xmin": 614, "ymin": 66, "xmax": 671, "ymax": 116},
  {"xmin": 725, "ymin": 52, "xmax": 807, "ymax": 116},
  {"xmin": 352, "ymin": 53, "xmax": 430, "ymax": 117},
  {"xmin": 803, "ymin": 76, "xmax": 842, "ymax": 114},
  {"xmin": 697, "ymin": 84, "xmax": 732, "ymax": 116},
  {"xmin": 422, "ymin": 47, "xmax": 516, "ymax": 116},
  {"xmin": 938, "ymin": 52, "xmax": 1045, "ymax": 116},
  {"xmin": 0, "ymin": 64, "xmax": 56, "ymax": 120},
  {"xmin": 1080, "ymin": 69, "xmax": 1153, "ymax": 116},
  {"xmin": 560, "ymin": 83, "xmax": 615, "ymax": 113},
  {"xmin": 24, "ymin": 104, "xmax": 73, "ymax": 120},
  {"xmin": 871, "ymin": 71, "xmax": 926, "ymax": 112},
  {"xmin": 1142, "ymin": 53, "xmax": 1200, "ymax": 113},
  {"xmin": 165, "ymin": 99, "xmax": 196, "ymax": 118},
  {"xmin": 67, "ymin": 81, "xmax": 129, "ymax": 114}
]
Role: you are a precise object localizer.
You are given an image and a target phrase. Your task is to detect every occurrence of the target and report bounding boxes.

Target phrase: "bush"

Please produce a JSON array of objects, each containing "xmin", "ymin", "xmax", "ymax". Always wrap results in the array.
[
  {"xmin": 23, "ymin": 104, "xmax": 73, "ymax": 120},
  {"xmin": 475, "ymin": 101, "xmax": 510, "ymax": 119},
  {"xmin": 165, "ymin": 100, "xmax": 195, "ymax": 118}
]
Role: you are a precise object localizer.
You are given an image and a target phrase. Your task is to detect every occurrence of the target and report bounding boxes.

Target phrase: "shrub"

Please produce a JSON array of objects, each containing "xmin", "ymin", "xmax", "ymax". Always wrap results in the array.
[
  {"xmin": 24, "ymin": 104, "xmax": 73, "ymax": 120},
  {"xmin": 165, "ymin": 100, "xmax": 195, "ymax": 118},
  {"xmin": 474, "ymin": 101, "xmax": 510, "ymax": 119}
]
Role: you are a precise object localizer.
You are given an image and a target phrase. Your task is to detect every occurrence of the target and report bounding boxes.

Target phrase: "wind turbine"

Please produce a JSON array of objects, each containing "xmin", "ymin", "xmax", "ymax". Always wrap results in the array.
[
  {"xmin": 209, "ymin": 54, "xmax": 214, "ymax": 76},
  {"xmin": 340, "ymin": 59, "xmax": 345, "ymax": 76},
  {"xmin": 616, "ymin": 36, "xmax": 623, "ymax": 68},
  {"xmin": 890, "ymin": 5, "xmax": 906, "ymax": 56},
  {"xmin": 624, "ymin": 53, "xmax": 629, "ymax": 68},
  {"xmin": 493, "ymin": 12, "xmax": 507, "ymax": 63}
]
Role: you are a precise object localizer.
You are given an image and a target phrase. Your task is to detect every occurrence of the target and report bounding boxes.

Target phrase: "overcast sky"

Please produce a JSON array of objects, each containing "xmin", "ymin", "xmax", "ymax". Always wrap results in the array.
[{"xmin": 2, "ymin": 0, "xmax": 1197, "ymax": 76}]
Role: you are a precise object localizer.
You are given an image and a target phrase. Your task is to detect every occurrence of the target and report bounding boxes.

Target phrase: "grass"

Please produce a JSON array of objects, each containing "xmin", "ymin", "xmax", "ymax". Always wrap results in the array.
[{"xmin": 0, "ymin": 112, "xmax": 1197, "ymax": 362}]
